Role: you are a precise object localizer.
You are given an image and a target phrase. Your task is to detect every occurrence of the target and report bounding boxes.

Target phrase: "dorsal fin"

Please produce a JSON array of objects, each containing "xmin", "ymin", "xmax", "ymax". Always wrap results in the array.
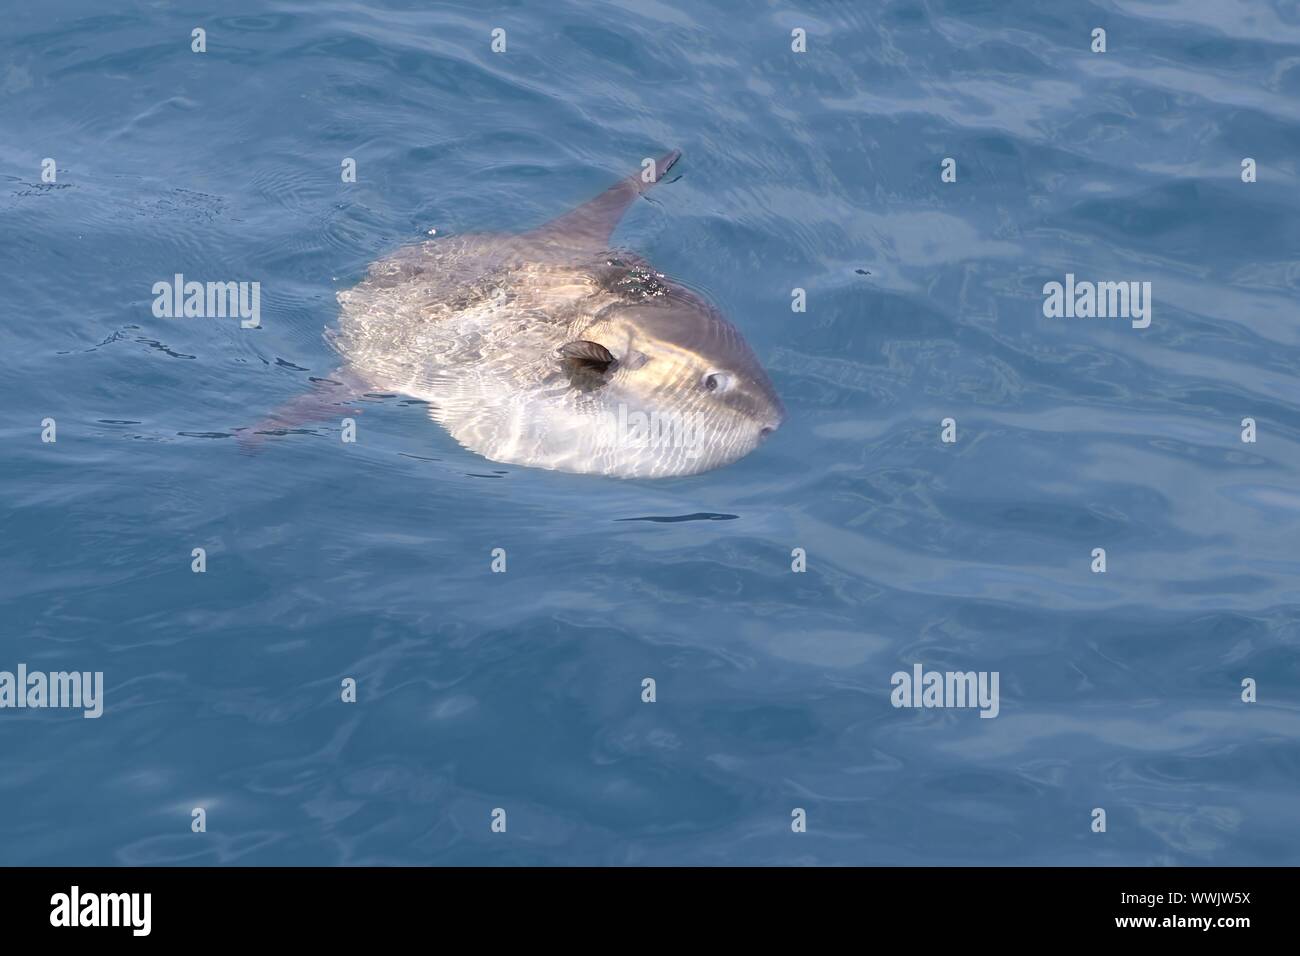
[{"xmin": 528, "ymin": 149, "xmax": 681, "ymax": 251}]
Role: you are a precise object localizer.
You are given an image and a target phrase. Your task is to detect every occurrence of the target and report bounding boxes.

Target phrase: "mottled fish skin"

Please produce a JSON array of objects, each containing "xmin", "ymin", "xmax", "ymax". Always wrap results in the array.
[{"xmin": 331, "ymin": 152, "xmax": 783, "ymax": 478}]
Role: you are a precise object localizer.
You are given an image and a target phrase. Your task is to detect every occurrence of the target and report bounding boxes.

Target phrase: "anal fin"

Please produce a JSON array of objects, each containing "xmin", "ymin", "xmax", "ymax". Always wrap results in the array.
[{"xmin": 238, "ymin": 368, "xmax": 371, "ymax": 454}]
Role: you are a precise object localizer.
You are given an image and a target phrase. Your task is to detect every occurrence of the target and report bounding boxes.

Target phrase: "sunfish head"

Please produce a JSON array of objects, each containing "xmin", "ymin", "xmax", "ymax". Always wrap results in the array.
[{"xmin": 558, "ymin": 285, "xmax": 784, "ymax": 478}]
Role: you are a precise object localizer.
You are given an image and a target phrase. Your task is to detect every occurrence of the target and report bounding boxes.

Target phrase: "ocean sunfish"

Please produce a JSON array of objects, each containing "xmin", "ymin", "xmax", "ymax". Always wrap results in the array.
[{"xmin": 258, "ymin": 150, "xmax": 783, "ymax": 478}]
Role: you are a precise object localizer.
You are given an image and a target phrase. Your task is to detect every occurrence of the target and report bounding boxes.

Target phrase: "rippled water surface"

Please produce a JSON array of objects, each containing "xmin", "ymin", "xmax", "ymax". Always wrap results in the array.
[{"xmin": 2, "ymin": 0, "xmax": 1299, "ymax": 865}]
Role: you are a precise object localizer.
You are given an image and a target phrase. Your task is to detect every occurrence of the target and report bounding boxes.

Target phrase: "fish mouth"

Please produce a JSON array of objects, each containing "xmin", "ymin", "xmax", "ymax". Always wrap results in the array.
[
  {"xmin": 757, "ymin": 417, "xmax": 782, "ymax": 443},
  {"xmin": 756, "ymin": 398, "xmax": 785, "ymax": 441}
]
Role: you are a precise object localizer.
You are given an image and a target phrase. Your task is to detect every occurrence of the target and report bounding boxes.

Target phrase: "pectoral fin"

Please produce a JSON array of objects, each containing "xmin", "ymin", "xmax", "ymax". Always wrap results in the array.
[
  {"xmin": 558, "ymin": 339, "xmax": 615, "ymax": 370},
  {"xmin": 558, "ymin": 340, "xmax": 616, "ymax": 392}
]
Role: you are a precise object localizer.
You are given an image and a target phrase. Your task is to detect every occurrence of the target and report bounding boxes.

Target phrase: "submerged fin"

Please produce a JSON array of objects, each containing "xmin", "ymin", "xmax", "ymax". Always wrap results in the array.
[
  {"xmin": 529, "ymin": 149, "xmax": 681, "ymax": 251},
  {"xmin": 237, "ymin": 369, "xmax": 370, "ymax": 454}
]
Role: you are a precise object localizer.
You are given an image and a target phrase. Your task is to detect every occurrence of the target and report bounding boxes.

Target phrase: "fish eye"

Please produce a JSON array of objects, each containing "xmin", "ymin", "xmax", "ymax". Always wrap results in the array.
[{"xmin": 702, "ymin": 371, "xmax": 733, "ymax": 393}]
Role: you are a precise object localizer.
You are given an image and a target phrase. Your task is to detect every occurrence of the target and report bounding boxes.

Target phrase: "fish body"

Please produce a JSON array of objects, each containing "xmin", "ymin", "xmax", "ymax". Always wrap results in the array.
[{"xmin": 324, "ymin": 151, "xmax": 783, "ymax": 478}]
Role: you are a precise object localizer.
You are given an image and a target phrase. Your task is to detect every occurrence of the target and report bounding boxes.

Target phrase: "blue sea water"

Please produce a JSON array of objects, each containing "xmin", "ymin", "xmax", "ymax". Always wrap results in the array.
[{"xmin": 2, "ymin": 0, "xmax": 1299, "ymax": 866}]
